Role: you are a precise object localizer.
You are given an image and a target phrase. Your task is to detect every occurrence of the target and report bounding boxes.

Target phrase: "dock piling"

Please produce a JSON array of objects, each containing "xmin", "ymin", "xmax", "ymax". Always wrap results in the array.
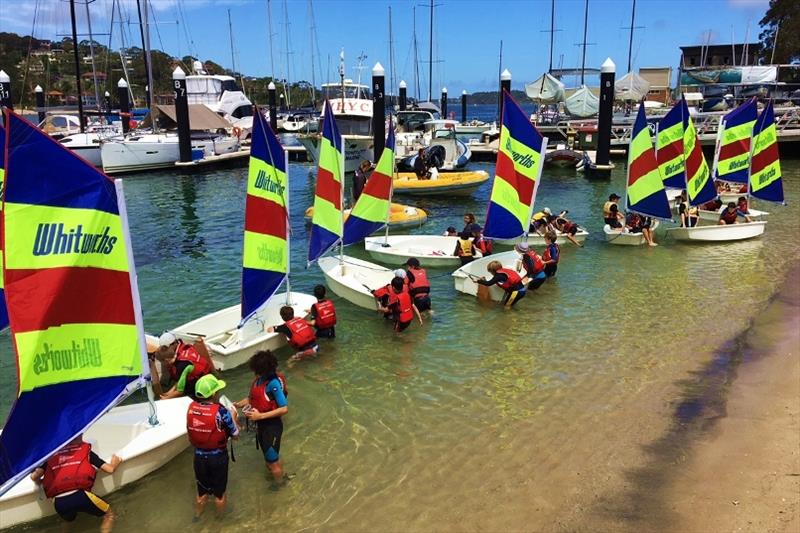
[
  {"xmin": 35, "ymin": 85, "xmax": 45, "ymax": 123},
  {"xmin": 441, "ymin": 87, "xmax": 448, "ymax": 118},
  {"xmin": 104, "ymin": 91, "xmax": 111, "ymax": 114},
  {"xmin": 0, "ymin": 70, "xmax": 13, "ymax": 111},
  {"xmin": 172, "ymin": 66, "xmax": 192, "ymax": 163},
  {"xmin": 596, "ymin": 58, "xmax": 616, "ymax": 168},
  {"xmin": 372, "ymin": 62, "xmax": 386, "ymax": 161},
  {"xmin": 268, "ymin": 81, "xmax": 277, "ymax": 131},
  {"xmin": 461, "ymin": 90, "xmax": 467, "ymax": 124},
  {"xmin": 117, "ymin": 78, "xmax": 130, "ymax": 134},
  {"xmin": 399, "ymin": 80, "xmax": 407, "ymax": 111},
  {"xmin": 500, "ymin": 69, "xmax": 511, "ymax": 119}
]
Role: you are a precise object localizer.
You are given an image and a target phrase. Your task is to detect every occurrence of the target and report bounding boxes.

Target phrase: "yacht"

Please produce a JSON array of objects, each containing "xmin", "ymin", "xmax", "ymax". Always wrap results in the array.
[
  {"xmin": 296, "ymin": 79, "xmax": 373, "ymax": 172},
  {"xmin": 185, "ymin": 60, "xmax": 254, "ymax": 136}
]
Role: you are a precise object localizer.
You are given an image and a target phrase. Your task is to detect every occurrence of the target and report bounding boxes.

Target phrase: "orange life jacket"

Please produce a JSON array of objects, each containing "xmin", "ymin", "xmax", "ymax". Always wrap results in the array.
[
  {"xmin": 496, "ymin": 267, "xmax": 523, "ymax": 291},
  {"xmin": 393, "ymin": 291, "xmax": 414, "ymax": 322},
  {"xmin": 408, "ymin": 268, "xmax": 430, "ymax": 298},
  {"xmin": 42, "ymin": 442, "xmax": 96, "ymax": 498}
]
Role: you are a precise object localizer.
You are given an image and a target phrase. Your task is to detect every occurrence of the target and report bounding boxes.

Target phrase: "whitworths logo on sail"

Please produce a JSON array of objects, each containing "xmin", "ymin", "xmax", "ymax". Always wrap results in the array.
[
  {"xmin": 253, "ymin": 169, "xmax": 286, "ymax": 197},
  {"xmin": 32, "ymin": 223, "xmax": 118, "ymax": 256},
  {"xmin": 33, "ymin": 338, "xmax": 103, "ymax": 375}
]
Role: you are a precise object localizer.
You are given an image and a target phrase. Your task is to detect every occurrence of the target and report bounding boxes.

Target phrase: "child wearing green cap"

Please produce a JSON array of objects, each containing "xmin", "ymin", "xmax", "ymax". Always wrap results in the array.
[{"xmin": 186, "ymin": 374, "xmax": 239, "ymax": 520}]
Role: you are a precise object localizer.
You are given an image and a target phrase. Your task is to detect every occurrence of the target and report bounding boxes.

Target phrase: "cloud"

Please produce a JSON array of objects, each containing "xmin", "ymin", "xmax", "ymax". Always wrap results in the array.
[{"xmin": 727, "ymin": 0, "xmax": 768, "ymax": 9}]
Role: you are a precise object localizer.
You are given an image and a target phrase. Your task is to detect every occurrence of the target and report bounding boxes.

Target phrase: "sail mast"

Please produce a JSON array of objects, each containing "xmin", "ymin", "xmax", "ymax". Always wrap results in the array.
[
  {"xmin": 580, "ymin": 0, "xmax": 589, "ymax": 86},
  {"xmin": 68, "ymin": 0, "xmax": 86, "ymax": 133},
  {"xmin": 283, "ymin": 0, "xmax": 292, "ymax": 110},
  {"xmin": 83, "ymin": 0, "xmax": 101, "ymax": 111},
  {"xmin": 135, "ymin": 0, "xmax": 150, "ymax": 108},
  {"xmin": 549, "ymin": 0, "xmax": 555, "ymax": 72},
  {"xmin": 308, "ymin": 0, "xmax": 317, "ymax": 107},
  {"xmin": 627, "ymin": 0, "xmax": 636, "ymax": 73},
  {"xmin": 267, "ymin": 0, "xmax": 276, "ymax": 79},
  {"xmin": 428, "ymin": 0, "xmax": 434, "ymax": 102},
  {"xmin": 413, "ymin": 7, "xmax": 420, "ymax": 101}
]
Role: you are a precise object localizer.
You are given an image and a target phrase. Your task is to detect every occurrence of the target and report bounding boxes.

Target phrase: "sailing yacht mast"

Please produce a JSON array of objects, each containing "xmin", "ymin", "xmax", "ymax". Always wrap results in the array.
[
  {"xmin": 413, "ymin": 7, "xmax": 420, "ymax": 101},
  {"xmin": 388, "ymin": 6, "xmax": 397, "ymax": 106},
  {"xmin": 68, "ymin": 0, "xmax": 86, "ymax": 133},
  {"xmin": 267, "ymin": 0, "xmax": 276, "ymax": 79},
  {"xmin": 308, "ymin": 0, "xmax": 317, "ymax": 107},
  {"xmin": 135, "ymin": 0, "xmax": 150, "ymax": 108},
  {"xmin": 627, "ymin": 0, "xmax": 637, "ymax": 73},
  {"xmin": 549, "ymin": 0, "xmax": 555, "ymax": 72},
  {"xmin": 428, "ymin": 0, "xmax": 434, "ymax": 102},
  {"xmin": 283, "ymin": 0, "xmax": 292, "ymax": 109},
  {"xmin": 83, "ymin": 0, "xmax": 101, "ymax": 110},
  {"xmin": 580, "ymin": 0, "xmax": 589, "ymax": 86}
]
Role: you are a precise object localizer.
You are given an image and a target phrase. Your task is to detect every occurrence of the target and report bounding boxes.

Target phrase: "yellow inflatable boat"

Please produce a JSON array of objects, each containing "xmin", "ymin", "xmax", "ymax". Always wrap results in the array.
[
  {"xmin": 392, "ymin": 170, "xmax": 489, "ymax": 196},
  {"xmin": 304, "ymin": 202, "xmax": 427, "ymax": 231}
]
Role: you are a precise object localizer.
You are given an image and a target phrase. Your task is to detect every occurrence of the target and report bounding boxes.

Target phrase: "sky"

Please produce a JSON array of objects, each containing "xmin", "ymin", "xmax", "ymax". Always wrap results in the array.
[{"xmin": 0, "ymin": 0, "xmax": 771, "ymax": 96}]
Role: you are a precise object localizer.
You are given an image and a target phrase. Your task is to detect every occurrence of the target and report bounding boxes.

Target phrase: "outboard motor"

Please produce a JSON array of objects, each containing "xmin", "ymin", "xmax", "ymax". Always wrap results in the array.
[{"xmin": 426, "ymin": 144, "xmax": 446, "ymax": 169}]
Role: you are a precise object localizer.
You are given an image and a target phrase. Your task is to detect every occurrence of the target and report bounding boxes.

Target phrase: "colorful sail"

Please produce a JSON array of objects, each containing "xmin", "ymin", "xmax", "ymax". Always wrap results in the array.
[
  {"xmin": 749, "ymin": 100, "xmax": 784, "ymax": 204},
  {"xmin": 342, "ymin": 128, "xmax": 395, "ymax": 245},
  {"xmin": 714, "ymin": 98, "xmax": 757, "ymax": 184},
  {"xmin": 0, "ymin": 125, "xmax": 7, "ymax": 331},
  {"xmin": 308, "ymin": 100, "xmax": 344, "ymax": 264},
  {"xmin": 655, "ymin": 101, "xmax": 686, "ymax": 189},
  {"xmin": 625, "ymin": 102, "xmax": 672, "ymax": 220},
  {"xmin": 682, "ymin": 99, "xmax": 716, "ymax": 206},
  {"xmin": 0, "ymin": 111, "xmax": 147, "ymax": 494},
  {"xmin": 241, "ymin": 110, "xmax": 289, "ymax": 323},
  {"xmin": 484, "ymin": 91, "xmax": 547, "ymax": 240}
]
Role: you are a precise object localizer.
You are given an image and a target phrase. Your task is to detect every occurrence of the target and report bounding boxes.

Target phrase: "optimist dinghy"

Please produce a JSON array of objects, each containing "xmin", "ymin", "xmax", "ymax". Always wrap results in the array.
[
  {"xmin": 452, "ymin": 251, "xmax": 523, "ymax": 302},
  {"xmin": 603, "ymin": 220, "xmax": 660, "ymax": 245},
  {"xmin": 364, "ymin": 235, "xmax": 481, "ymax": 268},
  {"xmin": 493, "ymin": 229, "xmax": 589, "ymax": 247},
  {"xmin": 172, "ymin": 111, "xmax": 315, "ymax": 371},
  {"xmin": 0, "ymin": 112, "xmax": 190, "ymax": 527}
]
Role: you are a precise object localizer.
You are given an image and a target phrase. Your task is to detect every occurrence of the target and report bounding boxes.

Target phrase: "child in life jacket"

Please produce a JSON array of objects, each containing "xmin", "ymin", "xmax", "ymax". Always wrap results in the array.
[
  {"xmin": 29, "ymin": 435, "xmax": 123, "ymax": 532},
  {"xmin": 372, "ymin": 270, "xmax": 409, "ymax": 318},
  {"xmin": 157, "ymin": 332, "xmax": 215, "ymax": 400},
  {"xmin": 404, "ymin": 257, "xmax": 432, "ymax": 312},
  {"xmin": 542, "ymin": 231, "xmax": 561, "ymax": 277},
  {"xmin": 268, "ymin": 306, "xmax": 318, "ymax": 361},
  {"xmin": 379, "ymin": 276, "xmax": 423, "ymax": 332},
  {"xmin": 186, "ymin": 374, "xmax": 239, "ymax": 521},
  {"xmin": 476, "ymin": 260, "xmax": 527, "ymax": 308},
  {"xmin": 235, "ymin": 350, "xmax": 290, "ymax": 490},
  {"xmin": 309, "ymin": 285, "xmax": 337, "ymax": 339},
  {"xmin": 515, "ymin": 242, "xmax": 547, "ymax": 290},
  {"xmin": 453, "ymin": 231, "xmax": 477, "ymax": 265},
  {"xmin": 470, "ymin": 224, "xmax": 493, "ymax": 256}
]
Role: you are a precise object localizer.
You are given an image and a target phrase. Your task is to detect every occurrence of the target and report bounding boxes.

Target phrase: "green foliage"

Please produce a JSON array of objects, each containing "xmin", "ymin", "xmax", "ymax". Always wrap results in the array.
[{"xmin": 759, "ymin": 0, "xmax": 800, "ymax": 64}]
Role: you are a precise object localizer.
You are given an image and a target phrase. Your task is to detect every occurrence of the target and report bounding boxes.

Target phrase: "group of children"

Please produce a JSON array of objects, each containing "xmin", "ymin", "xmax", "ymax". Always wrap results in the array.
[
  {"xmin": 371, "ymin": 258, "xmax": 431, "ymax": 332},
  {"xmin": 445, "ymin": 213, "xmax": 494, "ymax": 265}
]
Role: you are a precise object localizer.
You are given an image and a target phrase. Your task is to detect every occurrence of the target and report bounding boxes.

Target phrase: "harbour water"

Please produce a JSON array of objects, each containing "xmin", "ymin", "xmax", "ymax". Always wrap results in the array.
[{"xmin": 1, "ymin": 157, "xmax": 798, "ymax": 531}]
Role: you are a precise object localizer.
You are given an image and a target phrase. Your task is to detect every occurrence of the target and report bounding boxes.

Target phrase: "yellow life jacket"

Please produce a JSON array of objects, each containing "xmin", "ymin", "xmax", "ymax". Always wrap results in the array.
[
  {"xmin": 603, "ymin": 201, "xmax": 616, "ymax": 219},
  {"xmin": 458, "ymin": 238, "xmax": 473, "ymax": 256},
  {"xmin": 532, "ymin": 211, "xmax": 547, "ymax": 222}
]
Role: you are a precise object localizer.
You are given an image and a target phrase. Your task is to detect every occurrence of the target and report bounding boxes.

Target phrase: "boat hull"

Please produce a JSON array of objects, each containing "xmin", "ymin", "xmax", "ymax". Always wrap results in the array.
[
  {"xmin": 392, "ymin": 171, "xmax": 489, "ymax": 196},
  {"xmin": 305, "ymin": 203, "xmax": 427, "ymax": 231},
  {"xmin": 493, "ymin": 230, "xmax": 589, "ymax": 246},
  {"xmin": 297, "ymin": 135, "xmax": 373, "ymax": 173},
  {"xmin": 451, "ymin": 251, "xmax": 523, "ymax": 302},
  {"xmin": 318, "ymin": 256, "xmax": 394, "ymax": 310},
  {"xmin": 698, "ymin": 207, "xmax": 768, "ymax": 222},
  {"xmin": 171, "ymin": 292, "xmax": 318, "ymax": 371},
  {"xmin": 603, "ymin": 221, "xmax": 659, "ymax": 246},
  {"xmin": 101, "ymin": 135, "xmax": 239, "ymax": 174},
  {"xmin": 665, "ymin": 221, "xmax": 767, "ymax": 242},
  {"xmin": 0, "ymin": 397, "xmax": 192, "ymax": 529},
  {"xmin": 364, "ymin": 235, "xmax": 475, "ymax": 268}
]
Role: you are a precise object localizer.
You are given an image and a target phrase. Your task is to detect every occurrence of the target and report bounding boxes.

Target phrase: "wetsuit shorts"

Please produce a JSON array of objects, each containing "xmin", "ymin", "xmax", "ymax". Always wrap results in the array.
[
  {"xmin": 502, "ymin": 286, "xmax": 526, "ymax": 307},
  {"xmin": 413, "ymin": 295, "xmax": 431, "ymax": 312},
  {"xmin": 53, "ymin": 491, "xmax": 109, "ymax": 521},
  {"xmin": 544, "ymin": 264, "xmax": 558, "ymax": 278},
  {"xmin": 194, "ymin": 450, "xmax": 229, "ymax": 499},
  {"xmin": 257, "ymin": 421, "xmax": 283, "ymax": 463},
  {"xmin": 528, "ymin": 274, "xmax": 547, "ymax": 290},
  {"xmin": 315, "ymin": 326, "xmax": 336, "ymax": 339},
  {"xmin": 395, "ymin": 319, "xmax": 412, "ymax": 332}
]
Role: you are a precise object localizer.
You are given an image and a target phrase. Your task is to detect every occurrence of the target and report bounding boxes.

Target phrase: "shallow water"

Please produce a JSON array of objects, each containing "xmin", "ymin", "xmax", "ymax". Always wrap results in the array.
[{"xmin": 1, "ymin": 156, "xmax": 798, "ymax": 532}]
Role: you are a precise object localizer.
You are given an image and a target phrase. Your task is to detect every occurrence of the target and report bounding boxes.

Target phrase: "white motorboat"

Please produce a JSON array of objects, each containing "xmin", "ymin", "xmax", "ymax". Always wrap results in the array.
[
  {"xmin": 58, "ymin": 132, "xmax": 106, "ymax": 167},
  {"xmin": 0, "ymin": 397, "xmax": 192, "ymax": 529},
  {"xmin": 172, "ymin": 293, "xmax": 318, "ymax": 371},
  {"xmin": 397, "ymin": 120, "xmax": 471, "ymax": 171},
  {"xmin": 603, "ymin": 220, "xmax": 660, "ymax": 246},
  {"xmin": 364, "ymin": 235, "xmax": 480, "ymax": 268},
  {"xmin": 318, "ymin": 255, "xmax": 394, "ymax": 310},
  {"xmin": 186, "ymin": 60, "xmax": 254, "ymax": 134},
  {"xmin": 451, "ymin": 251, "xmax": 523, "ymax": 302},
  {"xmin": 297, "ymin": 78, "xmax": 374, "ymax": 172},
  {"xmin": 698, "ymin": 206, "xmax": 769, "ymax": 222},
  {"xmin": 493, "ymin": 229, "xmax": 589, "ymax": 247},
  {"xmin": 665, "ymin": 221, "xmax": 767, "ymax": 242}
]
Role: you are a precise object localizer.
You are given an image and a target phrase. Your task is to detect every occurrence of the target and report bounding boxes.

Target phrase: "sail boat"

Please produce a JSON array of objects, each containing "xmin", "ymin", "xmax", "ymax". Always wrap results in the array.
[
  {"xmin": 565, "ymin": 0, "xmax": 599, "ymax": 118},
  {"xmin": 317, "ymin": 128, "xmax": 398, "ymax": 309},
  {"xmin": 0, "ymin": 111, "xmax": 191, "ymax": 528},
  {"xmin": 655, "ymin": 99, "xmax": 688, "ymax": 204},
  {"xmin": 605, "ymin": 100, "xmax": 672, "ymax": 245},
  {"xmin": 665, "ymin": 97, "xmax": 769, "ymax": 241},
  {"xmin": 525, "ymin": 0, "xmax": 566, "ymax": 104},
  {"xmin": 172, "ymin": 110, "xmax": 315, "ymax": 371},
  {"xmin": 452, "ymin": 91, "xmax": 549, "ymax": 301}
]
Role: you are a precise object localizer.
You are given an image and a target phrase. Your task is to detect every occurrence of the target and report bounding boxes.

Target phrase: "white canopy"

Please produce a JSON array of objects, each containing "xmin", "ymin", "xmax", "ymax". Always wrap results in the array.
[
  {"xmin": 614, "ymin": 72, "xmax": 651, "ymax": 102},
  {"xmin": 565, "ymin": 86, "xmax": 599, "ymax": 117},
  {"xmin": 525, "ymin": 73, "xmax": 566, "ymax": 104}
]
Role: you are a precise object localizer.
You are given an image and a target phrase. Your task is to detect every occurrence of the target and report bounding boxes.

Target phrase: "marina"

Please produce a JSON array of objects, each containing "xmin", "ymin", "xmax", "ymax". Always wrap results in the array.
[{"xmin": 0, "ymin": 0, "xmax": 798, "ymax": 531}]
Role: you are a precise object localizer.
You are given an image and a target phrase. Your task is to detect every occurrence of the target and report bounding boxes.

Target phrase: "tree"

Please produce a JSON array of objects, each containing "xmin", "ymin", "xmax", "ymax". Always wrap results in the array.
[{"xmin": 759, "ymin": 0, "xmax": 800, "ymax": 64}]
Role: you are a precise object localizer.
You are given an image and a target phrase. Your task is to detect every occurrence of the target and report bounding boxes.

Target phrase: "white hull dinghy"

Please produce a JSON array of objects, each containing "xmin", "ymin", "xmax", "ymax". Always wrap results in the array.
[
  {"xmin": 318, "ymin": 255, "xmax": 394, "ymax": 310},
  {"xmin": 364, "ymin": 235, "xmax": 478, "ymax": 268},
  {"xmin": 0, "ymin": 397, "xmax": 192, "ymax": 529},
  {"xmin": 698, "ymin": 206, "xmax": 768, "ymax": 222},
  {"xmin": 493, "ymin": 229, "xmax": 589, "ymax": 247},
  {"xmin": 603, "ymin": 220, "xmax": 660, "ymax": 246},
  {"xmin": 451, "ymin": 251, "xmax": 523, "ymax": 302},
  {"xmin": 172, "ymin": 292, "xmax": 318, "ymax": 371},
  {"xmin": 666, "ymin": 221, "xmax": 767, "ymax": 242}
]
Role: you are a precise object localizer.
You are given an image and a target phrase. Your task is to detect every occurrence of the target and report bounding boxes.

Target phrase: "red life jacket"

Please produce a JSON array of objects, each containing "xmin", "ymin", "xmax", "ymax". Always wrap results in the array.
[
  {"xmin": 737, "ymin": 199, "xmax": 749, "ymax": 213},
  {"xmin": 312, "ymin": 300, "xmax": 337, "ymax": 329},
  {"xmin": 543, "ymin": 243, "xmax": 560, "ymax": 263},
  {"xmin": 373, "ymin": 285, "xmax": 391, "ymax": 300},
  {"xmin": 249, "ymin": 373, "xmax": 288, "ymax": 413},
  {"xmin": 496, "ymin": 267, "xmax": 522, "ymax": 291},
  {"xmin": 169, "ymin": 342, "xmax": 213, "ymax": 382},
  {"xmin": 720, "ymin": 208, "xmax": 738, "ymax": 224},
  {"xmin": 408, "ymin": 268, "xmax": 430, "ymax": 297},
  {"xmin": 186, "ymin": 401, "xmax": 228, "ymax": 450},
  {"xmin": 394, "ymin": 291, "xmax": 414, "ymax": 322},
  {"xmin": 524, "ymin": 251, "xmax": 545, "ymax": 275},
  {"xmin": 285, "ymin": 318, "xmax": 316, "ymax": 349},
  {"xmin": 474, "ymin": 237, "xmax": 493, "ymax": 255},
  {"xmin": 42, "ymin": 442, "xmax": 97, "ymax": 498}
]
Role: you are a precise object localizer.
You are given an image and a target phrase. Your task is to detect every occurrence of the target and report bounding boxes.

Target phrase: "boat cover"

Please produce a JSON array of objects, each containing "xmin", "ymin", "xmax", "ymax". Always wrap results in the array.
[
  {"xmin": 525, "ymin": 73, "xmax": 565, "ymax": 104},
  {"xmin": 565, "ymin": 86, "xmax": 599, "ymax": 117},
  {"xmin": 614, "ymin": 72, "xmax": 651, "ymax": 101}
]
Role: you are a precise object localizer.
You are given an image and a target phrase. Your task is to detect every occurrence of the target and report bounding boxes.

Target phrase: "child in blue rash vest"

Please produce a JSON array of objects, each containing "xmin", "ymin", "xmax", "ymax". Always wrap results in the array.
[
  {"xmin": 236, "ymin": 350, "xmax": 290, "ymax": 490},
  {"xmin": 542, "ymin": 231, "xmax": 561, "ymax": 278}
]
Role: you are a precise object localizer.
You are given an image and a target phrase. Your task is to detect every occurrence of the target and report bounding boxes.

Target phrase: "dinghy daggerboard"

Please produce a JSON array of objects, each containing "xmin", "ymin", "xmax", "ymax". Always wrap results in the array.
[
  {"xmin": 241, "ymin": 110, "xmax": 290, "ymax": 325},
  {"xmin": 625, "ymin": 101, "xmax": 672, "ymax": 220},
  {"xmin": 483, "ymin": 90, "xmax": 547, "ymax": 241},
  {"xmin": 342, "ymin": 127, "xmax": 395, "ymax": 245},
  {"xmin": 308, "ymin": 100, "xmax": 344, "ymax": 265},
  {"xmin": 0, "ymin": 125, "xmax": 7, "ymax": 331},
  {"xmin": 0, "ymin": 111, "xmax": 150, "ymax": 496}
]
